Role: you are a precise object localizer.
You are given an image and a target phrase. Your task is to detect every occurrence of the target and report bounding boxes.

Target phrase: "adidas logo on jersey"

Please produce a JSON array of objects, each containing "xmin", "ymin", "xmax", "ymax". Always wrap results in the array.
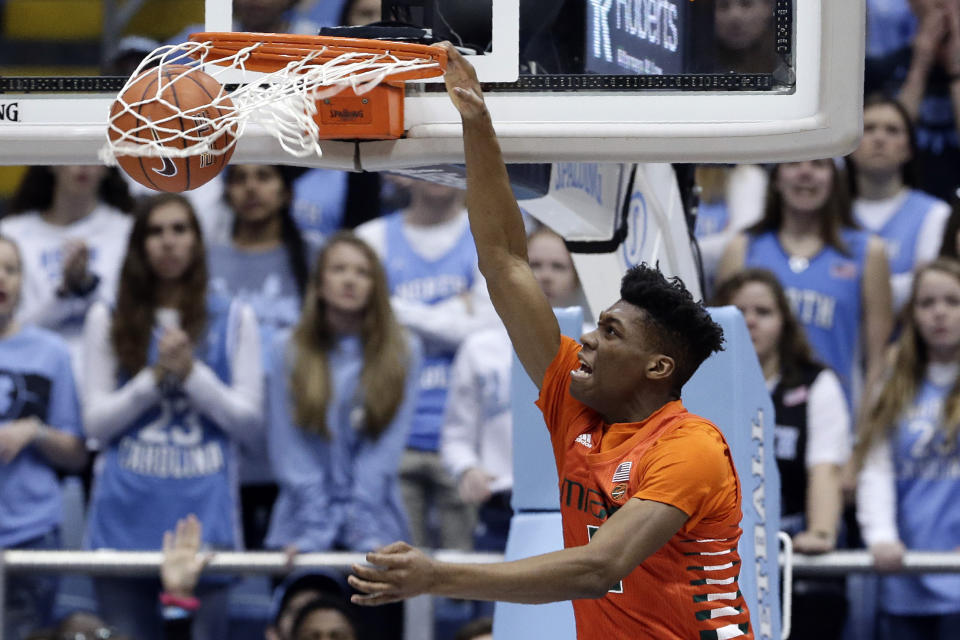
[{"xmin": 576, "ymin": 433, "xmax": 593, "ymax": 448}]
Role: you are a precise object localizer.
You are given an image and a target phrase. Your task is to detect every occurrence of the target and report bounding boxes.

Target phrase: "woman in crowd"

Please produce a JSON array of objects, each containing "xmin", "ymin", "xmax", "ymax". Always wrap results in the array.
[
  {"xmin": 265, "ymin": 232, "xmax": 421, "ymax": 639},
  {"xmin": 266, "ymin": 230, "xmax": 420, "ymax": 553},
  {"xmin": 855, "ymin": 257, "xmax": 960, "ymax": 640},
  {"xmin": 848, "ymin": 95, "xmax": 950, "ymax": 312},
  {"xmin": 209, "ymin": 164, "xmax": 312, "ymax": 548},
  {"xmin": 717, "ymin": 159, "xmax": 893, "ymax": 410},
  {"xmin": 82, "ymin": 193, "xmax": 262, "ymax": 640},
  {"xmin": 3, "ymin": 166, "xmax": 133, "ymax": 377},
  {"xmin": 0, "ymin": 235, "xmax": 86, "ymax": 640},
  {"xmin": 713, "ymin": 268, "xmax": 850, "ymax": 639}
]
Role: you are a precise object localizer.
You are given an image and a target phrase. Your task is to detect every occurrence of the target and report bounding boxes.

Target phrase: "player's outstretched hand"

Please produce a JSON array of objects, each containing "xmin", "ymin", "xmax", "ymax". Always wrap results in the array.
[
  {"xmin": 348, "ymin": 541, "xmax": 438, "ymax": 606},
  {"xmin": 437, "ymin": 42, "xmax": 487, "ymax": 121}
]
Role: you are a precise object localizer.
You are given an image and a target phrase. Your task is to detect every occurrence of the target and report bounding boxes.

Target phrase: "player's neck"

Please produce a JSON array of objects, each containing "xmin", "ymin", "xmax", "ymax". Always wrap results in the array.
[
  {"xmin": 856, "ymin": 171, "xmax": 903, "ymax": 201},
  {"xmin": 603, "ymin": 391, "xmax": 675, "ymax": 425},
  {"xmin": 44, "ymin": 192, "xmax": 97, "ymax": 226}
]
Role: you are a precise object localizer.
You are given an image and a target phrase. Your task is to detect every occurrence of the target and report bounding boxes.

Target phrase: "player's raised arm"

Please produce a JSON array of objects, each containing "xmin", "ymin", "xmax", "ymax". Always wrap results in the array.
[{"xmin": 440, "ymin": 42, "xmax": 560, "ymax": 388}]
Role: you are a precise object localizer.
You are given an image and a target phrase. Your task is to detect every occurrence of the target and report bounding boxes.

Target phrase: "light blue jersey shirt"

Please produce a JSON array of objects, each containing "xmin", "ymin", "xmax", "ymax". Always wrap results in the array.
[
  {"xmin": 86, "ymin": 295, "xmax": 240, "ymax": 550},
  {"xmin": 208, "ymin": 242, "xmax": 308, "ymax": 485},
  {"xmin": 291, "ymin": 169, "xmax": 349, "ymax": 247},
  {"xmin": 383, "ymin": 211, "xmax": 478, "ymax": 451},
  {"xmin": 882, "ymin": 374, "xmax": 960, "ymax": 615},
  {"xmin": 856, "ymin": 189, "xmax": 943, "ymax": 276},
  {"xmin": 746, "ymin": 229, "xmax": 870, "ymax": 407},
  {"xmin": 0, "ymin": 327, "xmax": 81, "ymax": 547},
  {"xmin": 265, "ymin": 330, "xmax": 422, "ymax": 552}
]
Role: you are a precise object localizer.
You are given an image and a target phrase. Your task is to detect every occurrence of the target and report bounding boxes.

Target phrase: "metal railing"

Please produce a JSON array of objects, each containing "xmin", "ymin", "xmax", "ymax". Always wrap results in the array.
[
  {"xmin": 0, "ymin": 549, "xmax": 503, "ymax": 640},
  {"xmin": 3, "ymin": 549, "xmax": 960, "ymax": 640}
]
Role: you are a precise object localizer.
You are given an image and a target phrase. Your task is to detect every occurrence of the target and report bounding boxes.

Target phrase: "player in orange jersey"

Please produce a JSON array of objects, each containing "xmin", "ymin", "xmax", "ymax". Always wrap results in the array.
[{"xmin": 347, "ymin": 43, "xmax": 753, "ymax": 640}]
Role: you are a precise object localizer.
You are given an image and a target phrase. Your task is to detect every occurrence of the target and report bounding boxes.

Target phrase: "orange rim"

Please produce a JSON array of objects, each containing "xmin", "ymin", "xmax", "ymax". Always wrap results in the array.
[{"xmin": 187, "ymin": 32, "xmax": 446, "ymax": 79}]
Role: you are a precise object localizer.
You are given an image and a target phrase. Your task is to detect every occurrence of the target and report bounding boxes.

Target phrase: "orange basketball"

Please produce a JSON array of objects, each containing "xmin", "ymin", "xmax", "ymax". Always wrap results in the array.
[{"xmin": 109, "ymin": 65, "xmax": 236, "ymax": 193}]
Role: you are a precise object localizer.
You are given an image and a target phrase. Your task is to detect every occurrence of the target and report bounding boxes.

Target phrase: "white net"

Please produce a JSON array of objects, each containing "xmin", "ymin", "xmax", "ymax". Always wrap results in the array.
[{"xmin": 99, "ymin": 38, "xmax": 443, "ymax": 165}]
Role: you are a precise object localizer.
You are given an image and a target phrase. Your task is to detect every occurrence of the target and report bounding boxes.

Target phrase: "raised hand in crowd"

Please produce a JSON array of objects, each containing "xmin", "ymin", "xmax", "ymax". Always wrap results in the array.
[{"xmin": 161, "ymin": 514, "xmax": 211, "ymax": 600}]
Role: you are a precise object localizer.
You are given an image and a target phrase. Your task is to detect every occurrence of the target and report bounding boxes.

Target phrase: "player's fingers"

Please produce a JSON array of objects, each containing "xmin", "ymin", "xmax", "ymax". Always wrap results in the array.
[
  {"xmin": 365, "ymin": 551, "xmax": 410, "ymax": 569},
  {"xmin": 438, "ymin": 41, "xmax": 479, "ymax": 82},
  {"xmin": 372, "ymin": 540, "xmax": 411, "ymax": 555},
  {"xmin": 351, "ymin": 592, "xmax": 402, "ymax": 606},
  {"xmin": 453, "ymin": 86, "xmax": 484, "ymax": 108},
  {"xmin": 437, "ymin": 41, "xmax": 464, "ymax": 67},
  {"xmin": 347, "ymin": 574, "xmax": 396, "ymax": 595},
  {"xmin": 350, "ymin": 563, "xmax": 390, "ymax": 583}
]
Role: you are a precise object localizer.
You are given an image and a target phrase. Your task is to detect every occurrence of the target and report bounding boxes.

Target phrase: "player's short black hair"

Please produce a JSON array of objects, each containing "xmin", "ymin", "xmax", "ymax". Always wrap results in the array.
[{"xmin": 619, "ymin": 263, "xmax": 724, "ymax": 391}]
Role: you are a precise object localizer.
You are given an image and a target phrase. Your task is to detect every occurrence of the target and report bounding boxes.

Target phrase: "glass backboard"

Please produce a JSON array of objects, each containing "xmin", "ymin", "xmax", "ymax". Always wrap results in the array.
[{"xmin": 0, "ymin": 0, "xmax": 863, "ymax": 167}]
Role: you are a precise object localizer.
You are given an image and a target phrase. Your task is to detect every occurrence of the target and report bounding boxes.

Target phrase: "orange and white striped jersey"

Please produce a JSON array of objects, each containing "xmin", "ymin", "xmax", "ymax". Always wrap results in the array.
[{"xmin": 536, "ymin": 336, "xmax": 753, "ymax": 640}]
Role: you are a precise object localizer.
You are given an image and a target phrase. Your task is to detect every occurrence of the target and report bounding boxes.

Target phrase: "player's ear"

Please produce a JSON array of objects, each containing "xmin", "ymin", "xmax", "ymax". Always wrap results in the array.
[{"xmin": 646, "ymin": 354, "xmax": 675, "ymax": 382}]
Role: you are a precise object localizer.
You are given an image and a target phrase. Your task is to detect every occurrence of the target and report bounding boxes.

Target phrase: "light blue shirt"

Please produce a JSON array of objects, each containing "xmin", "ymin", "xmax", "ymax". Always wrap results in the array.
[
  {"xmin": 882, "ymin": 375, "xmax": 960, "ymax": 615},
  {"xmin": 746, "ymin": 229, "xmax": 870, "ymax": 408},
  {"xmin": 0, "ymin": 327, "xmax": 82, "ymax": 547},
  {"xmin": 383, "ymin": 211, "xmax": 478, "ymax": 451},
  {"xmin": 85, "ymin": 295, "xmax": 240, "ymax": 550},
  {"xmin": 266, "ymin": 330, "xmax": 422, "ymax": 551}
]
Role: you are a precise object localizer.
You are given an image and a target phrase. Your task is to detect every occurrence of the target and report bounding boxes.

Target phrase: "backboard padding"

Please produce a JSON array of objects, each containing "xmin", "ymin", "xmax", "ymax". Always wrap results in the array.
[{"xmin": 0, "ymin": 0, "xmax": 863, "ymax": 166}]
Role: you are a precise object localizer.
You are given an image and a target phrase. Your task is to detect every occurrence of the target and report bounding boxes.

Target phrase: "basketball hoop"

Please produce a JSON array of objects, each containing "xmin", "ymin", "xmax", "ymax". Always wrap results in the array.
[{"xmin": 99, "ymin": 33, "xmax": 447, "ymax": 168}]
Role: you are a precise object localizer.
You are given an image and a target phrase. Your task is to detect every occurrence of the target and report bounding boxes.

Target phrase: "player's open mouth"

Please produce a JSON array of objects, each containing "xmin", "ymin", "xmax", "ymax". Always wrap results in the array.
[{"xmin": 571, "ymin": 359, "xmax": 593, "ymax": 379}]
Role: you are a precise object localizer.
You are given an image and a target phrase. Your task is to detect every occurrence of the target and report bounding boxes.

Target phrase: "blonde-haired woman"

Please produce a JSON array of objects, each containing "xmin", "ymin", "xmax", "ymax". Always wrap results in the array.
[
  {"xmin": 266, "ymin": 231, "xmax": 421, "ymax": 554},
  {"xmin": 856, "ymin": 257, "xmax": 960, "ymax": 639}
]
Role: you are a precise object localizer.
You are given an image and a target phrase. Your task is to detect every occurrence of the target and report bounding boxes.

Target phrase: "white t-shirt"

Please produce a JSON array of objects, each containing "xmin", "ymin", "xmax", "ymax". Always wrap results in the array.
[
  {"xmin": 0, "ymin": 205, "xmax": 133, "ymax": 378},
  {"xmin": 440, "ymin": 326, "xmax": 514, "ymax": 493}
]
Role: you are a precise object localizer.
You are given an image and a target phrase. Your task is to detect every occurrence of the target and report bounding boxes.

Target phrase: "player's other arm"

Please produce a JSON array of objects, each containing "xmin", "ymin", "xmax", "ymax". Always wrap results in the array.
[
  {"xmin": 348, "ymin": 497, "xmax": 688, "ymax": 605},
  {"xmin": 440, "ymin": 42, "xmax": 559, "ymax": 387}
]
